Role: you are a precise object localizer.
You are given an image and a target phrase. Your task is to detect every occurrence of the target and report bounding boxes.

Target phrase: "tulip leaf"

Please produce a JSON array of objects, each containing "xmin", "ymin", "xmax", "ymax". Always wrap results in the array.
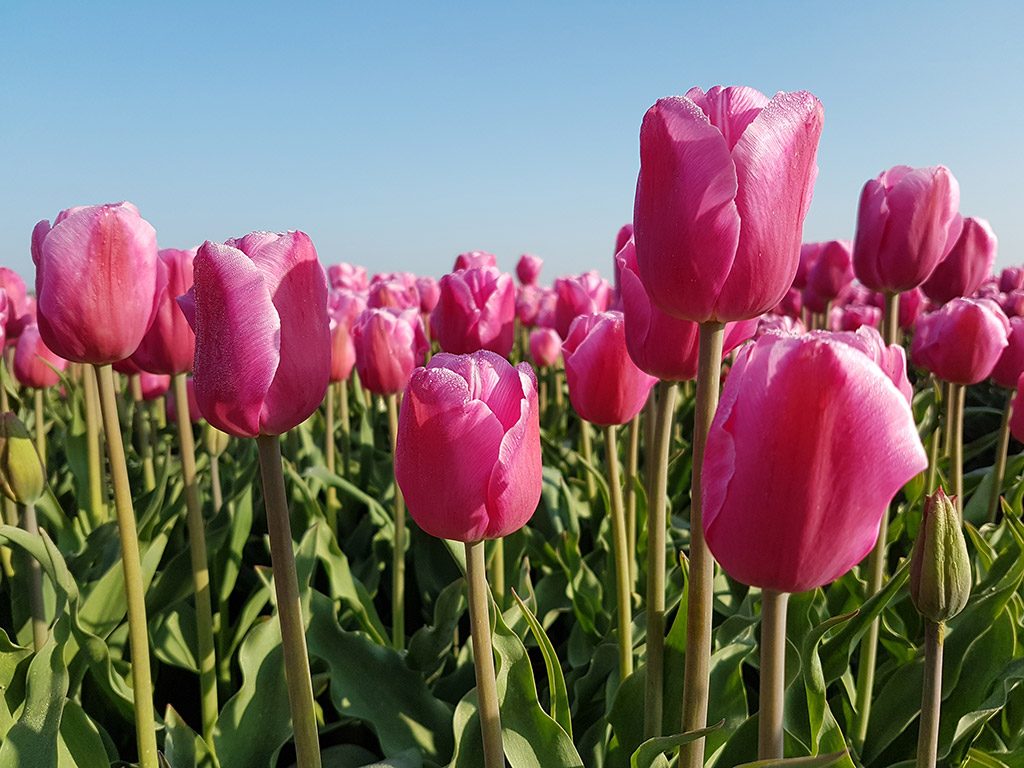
[
  {"xmin": 511, "ymin": 588, "xmax": 573, "ymax": 738},
  {"xmin": 731, "ymin": 752, "xmax": 848, "ymax": 767},
  {"xmin": 629, "ymin": 721, "xmax": 723, "ymax": 768}
]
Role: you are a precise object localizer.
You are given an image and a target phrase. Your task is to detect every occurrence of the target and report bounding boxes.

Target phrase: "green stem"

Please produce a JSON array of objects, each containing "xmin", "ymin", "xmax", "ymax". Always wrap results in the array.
[
  {"xmin": 604, "ymin": 424, "xmax": 634, "ymax": 680},
  {"xmin": 172, "ymin": 373, "xmax": 219, "ymax": 743},
  {"xmin": 83, "ymin": 365, "xmax": 105, "ymax": 525},
  {"xmin": 580, "ymin": 418, "xmax": 596, "ymax": 501},
  {"xmin": 943, "ymin": 381, "xmax": 954, "ymax": 459},
  {"xmin": 33, "ymin": 389, "xmax": 46, "ymax": 469},
  {"xmin": 491, "ymin": 538, "xmax": 505, "ymax": 606},
  {"xmin": 680, "ymin": 322, "xmax": 725, "ymax": 768},
  {"xmin": 951, "ymin": 383, "xmax": 965, "ymax": 514},
  {"xmin": 22, "ymin": 502, "xmax": 48, "ymax": 652},
  {"xmin": 0, "ymin": 364, "xmax": 14, "ymax": 577},
  {"xmin": 625, "ymin": 411, "xmax": 641, "ymax": 588},
  {"xmin": 386, "ymin": 393, "xmax": 405, "ymax": 649},
  {"xmin": 916, "ymin": 620, "xmax": 944, "ymax": 768},
  {"xmin": 989, "ymin": 389, "xmax": 1013, "ymax": 523},
  {"xmin": 465, "ymin": 539, "xmax": 505, "ymax": 768},
  {"xmin": 255, "ymin": 434, "xmax": 322, "ymax": 768},
  {"xmin": 553, "ymin": 367, "xmax": 564, "ymax": 409},
  {"xmin": 758, "ymin": 589, "xmax": 789, "ymax": 759},
  {"xmin": 130, "ymin": 375, "xmax": 156, "ymax": 492},
  {"xmin": 95, "ymin": 364, "xmax": 158, "ymax": 768},
  {"xmin": 210, "ymin": 452, "xmax": 223, "ymax": 513},
  {"xmin": 324, "ymin": 382, "xmax": 338, "ymax": 531},
  {"xmin": 644, "ymin": 381, "xmax": 677, "ymax": 739},
  {"xmin": 339, "ymin": 380, "xmax": 351, "ymax": 477},
  {"xmin": 926, "ymin": 423, "xmax": 942, "ymax": 494}
]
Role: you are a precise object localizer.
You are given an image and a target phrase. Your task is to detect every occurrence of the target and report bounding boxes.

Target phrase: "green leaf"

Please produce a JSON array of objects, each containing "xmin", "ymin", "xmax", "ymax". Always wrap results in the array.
[
  {"xmin": 630, "ymin": 722, "xmax": 723, "ymax": 768},
  {"xmin": 731, "ymin": 753, "xmax": 848, "ymax": 767},
  {"xmin": 511, "ymin": 588, "xmax": 573, "ymax": 738}
]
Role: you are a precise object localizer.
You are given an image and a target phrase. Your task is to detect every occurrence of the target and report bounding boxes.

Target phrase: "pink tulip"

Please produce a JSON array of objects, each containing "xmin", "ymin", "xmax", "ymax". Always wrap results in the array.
[
  {"xmin": 823, "ymin": 326, "xmax": 914, "ymax": 403},
  {"xmin": 756, "ymin": 314, "xmax": 806, "ymax": 337},
  {"xmin": 328, "ymin": 289, "xmax": 367, "ymax": 382},
  {"xmin": 774, "ymin": 287, "xmax": 803, "ymax": 319},
  {"xmin": 0, "ymin": 269, "xmax": 31, "ymax": 340},
  {"xmin": 1000, "ymin": 267, "xmax": 1024, "ymax": 294},
  {"xmin": 415, "ymin": 276, "xmax": 440, "ymax": 313},
  {"xmin": 563, "ymin": 311, "xmax": 657, "ymax": 426},
  {"xmin": 615, "ymin": 224, "xmax": 634, "ymax": 256},
  {"xmin": 852, "ymin": 165, "xmax": 962, "ymax": 293},
  {"xmin": 516, "ymin": 284, "xmax": 543, "ymax": 327},
  {"xmin": 528, "ymin": 327, "xmax": 562, "ymax": 368},
  {"xmin": 139, "ymin": 371, "xmax": 171, "ymax": 400},
  {"xmin": 618, "ymin": 238, "xmax": 756, "ymax": 380},
  {"xmin": 453, "ymin": 251, "xmax": 497, "ymax": 272},
  {"xmin": 634, "ymin": 86, "xmax": 824, "ymax": 323},
  {"xmin": 430, "ymin": 267, "xmax": 515, "ymax": 356},
  {"xmin": 534, "ymin": 289, "xmax": 558, "ymax": 331},
  {"xmin": 368, "ymin": 278, "xmax": 419, "ymax": 311},
  {"xmin": 911, "ymin": 298, "xmax": 1010, "ymax": 385},
  {"xmin": 793, "ymin": 242, "xmax": 823, "ymax": 291},
  {"xmin": 395, "ymin": 350, "xmax": 541, "ymax": 542},
  {"xmin": 166, "ymin": 376, "xmax": 201, "ymax": 424},
  {"xmin": 830, "ymin": 304, "xmax": 881, "ymax": 332},
  {"xmin": 132, "ymin": 248, "xmax": 197, "ymax": 375},
  {"xmin": 703, "ymin": 331, "xmax": 927, "ymax": 592},
  {"xmin": 33, "ymin": 202, "xmax": 162, "ymax": 364},
  {"xmin": 352, "ymin": 308, "xmax": 428, "ymax": 395},
  {"xmin": 991, "ymin": 316, "xmax": 1024, "ymax": 389},
  {"xmin": 327, "ymin": 262, "xmax": 369, "ymax": 292},
  {"xmin": 1010, "ymin": 373, "xmax": 1024, "ymax": 441},
  {"xmin": 1001, "ymin": 291, "xmax": 1024, "ymax": 319},
  {"xmin": 177, "ymin": 231, "xmax": 330, "ymax": 438},
  {"xmin": 554, "ymin": 271, "xmax": 612, "ymax": 339},
  {"xmin": 515, "ymin": 254, "xmax": 543, "ymax": 286},
  {"xmin": 921, "ymin": 217, "xmax": 997, "ymax": 304},
  {"xmin": 13, "ymin": 323, "xmax": 68, "ymax": 389},
  {"xmin": 805, "ymin": 240, "xmax": 854, "ymax": 307}
]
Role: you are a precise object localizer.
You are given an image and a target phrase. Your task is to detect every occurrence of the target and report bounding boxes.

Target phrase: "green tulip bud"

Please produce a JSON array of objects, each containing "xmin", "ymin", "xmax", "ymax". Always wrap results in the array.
[
  {"xmin": 203, "ymin": 422, "xmax": 230, "ymax": 457},
  {"xmin": 0, "ymin": 412, "xmax": 46, "ymax": 505},
  {"xmin": 910, "ymin": 487, "xmax": 971, "ymax": 623}
]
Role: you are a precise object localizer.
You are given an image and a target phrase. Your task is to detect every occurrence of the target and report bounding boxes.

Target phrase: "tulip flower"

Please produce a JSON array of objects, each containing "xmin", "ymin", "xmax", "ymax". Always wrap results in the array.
[
  {"xmin": 1000, "ymin": 267, "xmax": 1024, "ymax": 293},
  {"xmin": 804, "ymin": 240, "xmax": 854, "ymax": 310},
  {"xmin": 912, "ymin": 298, "xmax": 1010, "ymax": 386},
  {"xmin": 793, "ymin": 242, "xmax": 822, "ymax": 291},
  {"xmin": 515, "ymin": 284, "xmax": 543, "ymax": 327},
  {"xmin": 368, "ymin": 278, "xmax": 419, "ymax": 311},
  {"xmin": 554, "ymin": 271, "xmax": 612, "ymax": 338},
  {"xmin": 33, "ymin": 202, "xmax": 162, "ymax": 364},
  {"xmin": 1001, "ymin": 290, "xmax": 1024, "ymax": 318},
  {"xmin": 529, "ymin": 327, "xmax": 562, "ymax": 368},
  {"xmin": 0, "ymin": 268, "xmax": 31, "ymax": 340},
  {"xmin": 633, "ymin": 86, "xmax": 824, "ymax": 323},
  {"xmin": 415, "ymin": 276, "xmax": 440, "ymax": 313},
  {"xmin": 515, "ymin": 253, "xmax": 543, "ymax": 286},
  {"xmin": 139, "ymin": 372, "xmax": 171, "ymax": 400},
  {"xmin": 352, "ymin": 307, "xmax": 429, "ymax": 395},
  {"xmin": 430, "ymin": 266, "xmax": 515, "ymax": 356},
  {"xmin": 132, "ymin": 248, "xmax": 197, "ymax": 375},
  {"xmin": 703, "ymin": 331, "xmax": 927, "ymax": 592},
  {"xmin": 756, "ymin": 314, "xmax": 806, "ymax": 337},
  {"xmin": 921, "ymin": 217, "xmax": 997, "ymax": 304},
  {"xmin": 830, "ymin": 304, "xmax": 881, "ymax": 332},
  {"xmin": 453, "ymin": 250, "xmax": 497, "ymax": 271},
  {"xmin": 178, "ymin": 230, "xmax": 331, "ymax": 439},
  {"xmin": 986, "ymin": 316, "xmax": 1024, "ymax": 521},
  {"xmin": 166, "ymin": 376, "xmax": 201, "ymax": 424},
  {"xmin": 852, "ymin": 165, "xmax": 962, "ymax": 294},
  {"xmin": 328, "ymin": 289, "xmax": 367, "ymax": 383},
  {"xmin": 773, "ymin": 287, "xmax": 803, "ymax": 319},
  {"xmin": 13, "ymin": 323, "xmax": 67, "ymax": 389},
  {"xmin": 327, "ymin": 262, "xmax": 369, "ymax": 292}
]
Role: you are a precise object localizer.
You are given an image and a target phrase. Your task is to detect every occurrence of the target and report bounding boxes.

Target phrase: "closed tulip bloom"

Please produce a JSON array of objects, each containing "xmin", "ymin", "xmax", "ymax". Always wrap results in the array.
[
  {"xmin": 793, "ymin": 242, "xmax": 824, "ymax": 291},
  {"xmin": 431, "ymin": 267, "xmax": 515, "ymax": 355},
  {"xmin": 634, "ymin": 86, "xmax": 824, "ymax": 323},
  {"xmin": 1001, "ymin": 290, "xmax": 1024, "ymax": 318},
  {"xmin": 774, "ymin": 287, "xmax": 803, "ymax": 319},
  {"xmin": 554, "ymin": 271, "xmax": 612, "ymax": 339},
  {"xmin": 352, "ymin": 307, "xmax": 428, "ymax": 395},
  {"xmin": 534, "ymin": 289, "xmax": 558, "ymax": 331},
  {"xmin": 1000, "ymin": 267, "xmax": 1024, "ymax": 294},
  {"xmin": 515, "ymin": 254, "xmax": 543, "ymax": 286},
  {"xmin": 912, "ymin": 298, "xmax": 1010, "ymax": 385},
  {"xmin": 328, "ymin": 289, "xmax": 367, "ymax": 382},
  {"xmin": 921, "ymin": 217, "xmax": 997, "ymax": 304},
  {"xmin": 139, "ymin": 371, "xmax": 172, "ymax": 400},
  {"xmin": 852, "ymin": 165, "xmax": 962, "ymax": 293},
  {"xmin": 563, "ymin": 311, "xmax": 657, "ymax": 426},
  {"xmin": 618, "ymin": 237, "xmax": 756, "ymax": 380},
  {"xmin": 395, "ymin": 350, "xmax": 541, "ymax": 542},
  {"xmin": 990, "ymin": 316, "xmax": 1024, "ymax": 388},
  {"xmin": 177, "ymin": 230, "xmax": 331, "ymax": 438},
  {"xmin": 830, "ymin": 304, "xmax": 881, "ymax": 332},
  {"xmin": 615, "ymin": 224, "xmax": 634, "ymax": 256},
  {"xmin": 703, "ymin": 332, "xmax": 927, "ymax": 592},
  {"xmin": 327, "ymin": 262, "xmax": 369, "ymax": 292},
  {"xmin": 453, "ymin": 250, "xmax": 497, "ymax": 271},
  {"xmin": 132, "ymin": 247, "xmax": 197, "ymax": 375},
  {"xmin": 897, "ymin": 287, "xmax": 926, "ymax": 330},
  {"xmin": 13, "ymin": 323, "xmax": 68, "ymax": 389},
  {"xmin": 806, "ymin": 240, "xmax": 854, "ymax": 305},
  {"xmin": 33, "ymin": 202, "xmax": 162, "ymax": 364},
  {"xmin": 529, "ymin": 327, "xmax": 562, "ymax": 368},
  {"xmin": 516, "ymin": 284, "xmax": 543, "ymax": 327},
  {"xmin": 368, "ymin": 278, "xmax": 419, "ymax": 311},
  {"xmin": 415, "ymin": 276, "xmax": 440, "ymax": 313},
  {"xmin": 821, "ymin": 326, "xmax": 914, "ymax": 403},
  {"xmin": 0, "ymin": 269, "xmax": 31, "ymax": 340}
]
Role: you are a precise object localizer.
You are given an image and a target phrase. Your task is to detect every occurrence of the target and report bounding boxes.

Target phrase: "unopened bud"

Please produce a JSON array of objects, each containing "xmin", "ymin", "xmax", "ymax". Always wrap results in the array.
[
  {"xmin": 203, "ymin": 422, "xmax": 230, "ymax": 457},
  {"xmin": 0, "ymin": 412, "xmax": 46, "ymax": 505},
  {"xmin": 910, "ymin": 487, "xmax": 971, "ymax": 623}
]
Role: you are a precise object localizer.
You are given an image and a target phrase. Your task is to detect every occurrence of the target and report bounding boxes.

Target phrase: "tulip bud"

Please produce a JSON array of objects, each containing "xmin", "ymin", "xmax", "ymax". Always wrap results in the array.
[
  {"xmin": 0, "ymin": 413, "xmax": 46, "ymax": 505},
  {"xmin": 203, "ymin": 423, "xmax": 231, "ymax": 458},
  {"xmin": 910, "ymin": 488, "xmax": 971, "ymax": 624}
]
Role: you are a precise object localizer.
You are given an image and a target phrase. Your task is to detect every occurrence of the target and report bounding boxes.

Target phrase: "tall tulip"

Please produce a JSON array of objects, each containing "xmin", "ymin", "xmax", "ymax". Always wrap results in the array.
[
  {"xmin": 912, "ymin": 298, "xmax": 1010, "ymax": 386},
  {"xmin": 430, "ymin": 267, "xmax": 515, "ymax": 356},
  {"xmin": 553, "ymin": 271, "xmax": 612, "ymax": 339},
  {"xmin": 804, "ymin": 240, "xmax": 854, "ymax": 313},
  {"xmin": 132, "ymin": 247, "xmax": 197, "ymax": 375},
  {"xmin": 921, "ymin": 217, "xmax": 997, "ymax": 304},
  {"xmin": 353, "ymin": 308, "xmax": 429, "ymax": 395},
  {"xmin": 528, "ymin": 327, "xmax": 561, "ymax": 368},
  {"xmin": 13, "ymin": 323, "xmax": 67, "ymax": 390}
]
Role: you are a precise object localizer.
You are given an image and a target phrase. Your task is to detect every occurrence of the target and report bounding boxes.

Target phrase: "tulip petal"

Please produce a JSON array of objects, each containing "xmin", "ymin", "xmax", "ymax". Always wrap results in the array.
[
  {"xmin": 192, "ymin": 241, "xmax": 280, "ymax": 438},
  {"xmin": 685, "ymin": 85, "xmax": 770, "ymax": 151},
  {"xmin": 487, "ymin": 364, "xmax": 542, "ymax": 538}
]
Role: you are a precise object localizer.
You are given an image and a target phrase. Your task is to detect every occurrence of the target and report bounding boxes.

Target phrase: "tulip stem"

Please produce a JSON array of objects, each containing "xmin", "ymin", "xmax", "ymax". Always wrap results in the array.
[
  {"xmin": 0, "ymin": 366, "xmax": 15, "ymax": 577},
  {"xmin": 172, "ymin": 373, "xmax": 219, "ymax": 743},
  {"xmin": 758, "ymin": 589, "xmax": 789, "ymax": 759},
  {"xmin": 950, "ymin": 383, "xmax": 965, "ymax": 514},
  {"xmin": 553, "ymin": 367, "xmax": 564, "ymax": 409},
  {"xmin": 210, "ymin": 452, "xmax": 223, "ymax": 513},
  {"xmin": 83, "ymin": 365, "xmax": 105, "ymax": 526},
  {"xmin": 94, "ymin": 364, "xmax": 158, "ymax": 768},
  {"xmin": 916, "ymin": 620, "xmax": 944, "ymax": 768},
  {"xmin": 129, "ymin": 375, "xmax": 156, "ymax": 492},
  {"xmin": 680, "ymin": 321, "xmax": 725, "ymax": 768},
  {"xmin": 386, "ymin": 393, "xmax": 406, "ymax": 649},
  {"xmin": 854, "ymin": 291, "xmax": 901, "ymax": 749},
  {"xmin": 603, "ymin": 424, "xmax": 634, "ymax": 681},
  {"xmin": 644, "ymin": 381, "xmax": 677, "ymax": 739},
  {"xmin": 324, "ymin": 382, "xmax": 338, "ymax": 530},
  {"xmin": 927, "ymin": 423, "xmax": 942, "ymax": 494},
  {"xmin": 491, "ymin": 538, "xmax": 505, "ymax": 606},
  {"xmin": 465, "ymin": 539, "xmax": 505, "ymax": 768},
  {"xmin": 33, "ymin": 389, "xmax": 46, "ymax": 469},
  {"xmin": 988, "ymin": 389, "xmax": 1014, "ymax": 523},
  {"xmin": 255, "ymin": 434, "xmax": 322, "ymax": 768},
  {"xmin": 339, "ymin": 380, "xmax": 350, "ymax": 477},
  {"xmin": 22, "ymin": 502, "xmax": 48, "ymax": 652},
  {"xmin": 943, "ymin": 381, "xmax": 954, "ymax": 459},
  {"xmin": 625, "ymin": 411, "xmax": 641, "ymax": 587},
  {"xmin": 580, "ymin": 419, "xmax": 596, "ymax": 501}
]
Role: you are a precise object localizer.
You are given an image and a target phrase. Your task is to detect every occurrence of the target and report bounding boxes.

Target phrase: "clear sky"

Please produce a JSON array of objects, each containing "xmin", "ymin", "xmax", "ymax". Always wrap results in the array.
[{"xmin": 2, "ymin": 1, "xmax": 1021, "ymax": 284}]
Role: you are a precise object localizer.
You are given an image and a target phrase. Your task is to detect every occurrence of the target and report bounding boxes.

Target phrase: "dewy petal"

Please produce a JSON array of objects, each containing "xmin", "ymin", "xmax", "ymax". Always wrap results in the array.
[
  {"xmin": 192, "ymin": 241, "xmax": 280, "ymax": 438},
  {"xmin": 634, "ymin": 96, "xmax": 741, "ymax": 322},
  {"xmin": 685, "ymin": 85, "xmax": 771, "ymax": 151},
  {"xmin": 715, "ymin": 91, "xmax": 824, "ymax": 321}
]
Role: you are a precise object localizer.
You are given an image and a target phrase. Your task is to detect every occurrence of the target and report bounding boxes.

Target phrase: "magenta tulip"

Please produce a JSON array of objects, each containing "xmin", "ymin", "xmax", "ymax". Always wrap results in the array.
[
  {"xmin": 395, "ymin": 350, "xmax": 541, "ymax": 541},
  {"xmin": 703, "ymin": 332, "xmax": 927, "ymax": 592},
  {"xmin": 328, "ymin": 289, "xmax": 367, "ymax": 383},
  {"xmin": 991, "ymin": 316, "xmax": 1024, "ymax": 389},
  {"xmin": 634, "ymin": 86, "xmax": 824, "ymax": 323},
  {"xmin": 831, "ymin": 304, "xmax": 881, "ymax": 332},
  {"xmin": 852, "ymin": 165, "xmax": 962, "ymax": 293},
  {"xmin": 352, "ymin": 308, "xmax": 428, "ymax": 395},
  {"xmin": 430, "ymin": 267, "xmax": 515, "ymax": 356},
  {"xmin": 553, "ymin": 271, "xmax": 612, "ymax": 339},
  {"xmin": 453, "ymin": 250, "xmax": 497, "ymax": 272},
  {"xmin": 368, "ymin": 278, "xmax": 419, "ymax": 311},
  {"xmin": 13, "ymin": 323, "xmax": 67, "ymax": 388},
  {"xmin": 515, "ymin": 254, "xmax": 543, "ymax": 286},
  {"xmin": 1001, "ymin": 291, "xmax": 1024, "ymax": 318},
  {"xmin": 33, "ymin": 202, "xmax": 161, "ymax": 364},
  {"xmin": 793, "ymin": 242, "xmax": 823, "ymax": 291},
  {"xmin": 824, "ymin": 326, "xmax": 914, "ymax": 403},
  {"xmin": 805, "ymin": 240, "xmax": 854, "ymax": 307},
  {"xmin": 516, "ymin": 285, "xmax": 543, "ymax": 327},
  {"xmin": 1000, "ymin": 267, "xmax": 1024, "ymax": 294},
  {"xmin": 921, "ymin": 217, "xmax": 997, "ymax": 304},
  {"xmin": 912, "ymin": 298, "xmax": 1010, "ymax": 385},
  {"xmin": 415, "ymin": 276, "xmax": 440, "ymax": 313},
  {"xmin": 774, "ymin": 287, "xmax": 803, "ymax": 319},
  {"xmin": 563, "ymin": 311, "xmax": 657, "ymax": 426},
  {"xmin": 139, "ymin": 372, "xmax": 171, "ymax": 400},
  {"xmin": 177, "ymin": 231, "xmax": 330, "ymax": 438},
  {"xmin": 0, "ymin": 268, "xmax": 31, "ymax": 340},
  {"xmin": 327, "ymin": 262, "xmax": 369, "ymax": 292},
  {"xmin": 528, "ymin": 327, "xmax": 562, "ymax": 368},
  {"xmin": 132, "ymin": 248, "xmax": 197, "ymax": 375}
]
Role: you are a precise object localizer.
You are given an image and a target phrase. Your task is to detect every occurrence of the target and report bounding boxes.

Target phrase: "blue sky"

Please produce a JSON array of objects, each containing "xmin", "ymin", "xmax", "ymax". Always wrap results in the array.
[{"xmin": 2, "ymin": 1, "xmax": 1021, "ymax": 284}]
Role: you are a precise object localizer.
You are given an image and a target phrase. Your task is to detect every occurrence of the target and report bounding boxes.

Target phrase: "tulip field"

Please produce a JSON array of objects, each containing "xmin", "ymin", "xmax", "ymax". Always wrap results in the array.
[{"xmin": 4, "ymin": 84, "xmax": 1024, "ymax": 768}]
